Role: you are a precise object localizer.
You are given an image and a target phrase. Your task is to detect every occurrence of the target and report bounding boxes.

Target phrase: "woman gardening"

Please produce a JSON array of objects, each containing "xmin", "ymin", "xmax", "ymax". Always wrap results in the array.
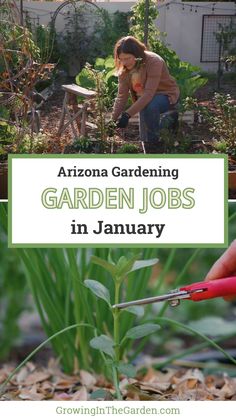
[{"xmin": 112, "ymin": 36, "xmax": 180, "ymax": 153}]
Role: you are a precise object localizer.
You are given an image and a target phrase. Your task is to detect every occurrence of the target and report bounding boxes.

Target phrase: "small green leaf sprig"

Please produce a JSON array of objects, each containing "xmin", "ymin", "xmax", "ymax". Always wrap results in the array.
[{"xmin": 84, "ymin": 254, "xmax": 159, "ymax": 399}]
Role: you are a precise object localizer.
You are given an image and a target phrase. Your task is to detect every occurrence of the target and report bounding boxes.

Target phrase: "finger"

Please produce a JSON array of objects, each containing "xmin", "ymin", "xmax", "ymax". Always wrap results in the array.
[{"xmin": 205, "ymin": 240, "xmax": 236, "ymax": 282}]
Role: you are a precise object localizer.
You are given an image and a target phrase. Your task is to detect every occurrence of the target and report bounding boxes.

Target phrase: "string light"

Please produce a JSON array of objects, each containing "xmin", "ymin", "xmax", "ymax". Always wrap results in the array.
[
  {"xmin": 158, "ymin": 1, "xmax": 236, "ymax": 13},
  {"xmin": 19, "ymin": 1, "xmax": 236, "ymax": 20}
]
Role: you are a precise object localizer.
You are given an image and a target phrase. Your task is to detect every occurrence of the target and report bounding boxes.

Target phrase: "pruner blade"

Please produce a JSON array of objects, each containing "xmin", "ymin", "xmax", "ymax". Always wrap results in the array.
[
  {"xmin": 113, "ymin": 276, "xmax": 236, "ymax": 310},
  {"xmin": 112, "ymin": 289, "xmax": 191, "ymax": 310}
]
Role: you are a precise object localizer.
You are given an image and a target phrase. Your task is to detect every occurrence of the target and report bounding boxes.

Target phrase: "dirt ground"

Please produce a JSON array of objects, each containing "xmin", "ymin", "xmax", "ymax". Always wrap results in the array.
[{"xmin": 1, "ymin": 359, "xmax": 236, "ymax": 401}]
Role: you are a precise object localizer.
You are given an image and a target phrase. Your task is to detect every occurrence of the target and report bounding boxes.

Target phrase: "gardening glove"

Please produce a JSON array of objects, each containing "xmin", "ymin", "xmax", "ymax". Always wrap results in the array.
[{"xmin": 116, "ymin": 112, "xmax": 130, "ymax": 129}]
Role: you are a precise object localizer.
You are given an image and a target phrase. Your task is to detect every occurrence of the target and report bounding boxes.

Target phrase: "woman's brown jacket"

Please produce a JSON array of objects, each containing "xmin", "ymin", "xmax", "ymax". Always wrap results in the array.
[{"xmin": 112, "ymin": 51, "xmax": 180, "ymax": 120}]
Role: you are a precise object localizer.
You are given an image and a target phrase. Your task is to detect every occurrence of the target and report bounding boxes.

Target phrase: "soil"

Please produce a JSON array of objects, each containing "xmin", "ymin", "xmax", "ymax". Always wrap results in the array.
[
  {"xmin": 1, "ymin": 312, "xmax": 236, "ymax": 402},
  {"xmin": 1, "ymin": 316, "xmax": 236, "ymax": 402},
  {"xmin": 1, "ymin": 358, "xmax": 236, "ymax": 401}
]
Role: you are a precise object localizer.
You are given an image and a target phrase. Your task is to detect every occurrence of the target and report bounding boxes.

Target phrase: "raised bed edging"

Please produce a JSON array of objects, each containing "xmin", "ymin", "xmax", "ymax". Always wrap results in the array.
[
  {"xmin": 0, "ymin": 161, "xmax": 8, "ymax": 200},
  {"xmin": 229, "ymin": 171, "xmax": 236, "ymax": 192}
]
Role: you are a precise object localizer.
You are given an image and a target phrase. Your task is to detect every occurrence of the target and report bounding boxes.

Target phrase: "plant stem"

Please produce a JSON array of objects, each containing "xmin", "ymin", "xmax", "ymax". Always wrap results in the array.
[
  {"xmin": 114, "ymin": 281, "xmax": 121, "ymax": 362},
  {"xmin": 113, "ymin": 280, "xmax": 122, "ymax": 400},
  {"xmin": 112, "ymin": 365, "xmax": 122, "ymax": 400}
]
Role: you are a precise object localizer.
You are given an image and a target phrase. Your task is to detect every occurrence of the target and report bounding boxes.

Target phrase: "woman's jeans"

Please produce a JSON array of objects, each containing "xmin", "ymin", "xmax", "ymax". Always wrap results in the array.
[{"xmin": 139, "ymin": 94, "xmax": 170, "ymax": 142}]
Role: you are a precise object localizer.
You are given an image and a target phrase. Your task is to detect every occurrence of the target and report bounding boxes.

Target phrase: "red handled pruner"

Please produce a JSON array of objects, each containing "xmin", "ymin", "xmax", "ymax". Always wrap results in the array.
[{"xmin": 113, "ymin": 276, "xmax": 236, "ymax": 309}]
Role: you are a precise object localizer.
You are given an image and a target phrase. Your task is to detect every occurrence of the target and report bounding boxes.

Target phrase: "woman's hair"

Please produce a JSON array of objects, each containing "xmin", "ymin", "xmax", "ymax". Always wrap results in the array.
[{"xmin": 114, "ymin": 36, "xmax": 147, "ymax": 72}]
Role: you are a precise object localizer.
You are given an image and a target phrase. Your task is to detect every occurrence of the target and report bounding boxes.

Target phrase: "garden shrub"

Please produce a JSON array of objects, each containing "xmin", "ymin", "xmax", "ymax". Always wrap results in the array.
[
  {"xmin": 57, "ymin": 6, "xmax": 130, "ymax": 76},
  {"xmin": 76, "ymin": 0, "xmax": 207, "ymax": 110},
  {"xmin": 130, "ymin": 0, "xmax": 208, "ymax": 100},
  {"xmin": 186, "ymin": 93, "xmax": 236, "ymax": 156},
  {"xmin": 117, "ymin": 144, "xmax": 140, "ymax": 154},
  {"xmin": 76, "ymin": 56, "xmax": 117, "ymax": 108},
  {"xmin": 0, "ymin": 4, "xmax": 55, "ymax": 150},
  {"xmin": 209, "ymin": 93, "xmax": 236, "ymax": 155}
]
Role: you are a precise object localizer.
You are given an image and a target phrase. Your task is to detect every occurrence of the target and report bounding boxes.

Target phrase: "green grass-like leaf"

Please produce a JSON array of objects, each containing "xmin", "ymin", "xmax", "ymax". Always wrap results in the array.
[
  {"xmin": 156, "ymin": 317, "xmax": 236, "ymax": 366},
  {"xmin": 0, "ymin": 323, "xmax": 95, "ymax": 396}
]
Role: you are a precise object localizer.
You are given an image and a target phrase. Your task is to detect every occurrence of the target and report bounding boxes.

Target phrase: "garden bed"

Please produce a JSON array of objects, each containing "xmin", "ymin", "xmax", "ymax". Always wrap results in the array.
[
  {"xmin": 1, "ymin": 76, "xmax": 235, "ymax": 200},
  {"xmin": 35, "ymin": 75, "xmax": 236, "ymax": 199},
  {"xmin": 39, "ymin": 74, "xmax": 236, "ymax": 153}
]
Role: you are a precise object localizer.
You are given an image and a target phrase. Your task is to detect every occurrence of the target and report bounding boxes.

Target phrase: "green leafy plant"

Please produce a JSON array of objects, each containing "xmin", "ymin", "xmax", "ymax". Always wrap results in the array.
[
  {"xmin": 117, "ymin": 143, "xmax": 140, "ymax": 154},
  {"xmin": 58, "ymin": 4, "xmax": 96, "ymax": 76},
  {"xmin": 130, "ymin": 0, "xmax": 160, "ymax": 46},
  {"xmin": 72, "ymin": 136, "xmax": 94, "ymax": 153},
  {"xmin": 24, "ymin": 11, "xmax": 57, "ymax": 65},
  {"xmin": 0, "ymin": 120, "xmax": 17, "ymax": 158},
  {"xmin": 213, "ymin": 139, "xmax": 228, "ymax": 153},
  {"xmin": 57, "ymin": 7, "xmax": 130, "ymax": 76},
  {"xmin": 76, "ymin": 56, "xmax": 117, "ymax": 109},
  {"xmin": 0, "ymin": 120, "xmax": 49, "ymax": 156},
  {"xmin": 64, "ymin": 136, "xmax": 104, "ymax": 154},
  {"xmin": 210, "ymin": 93, "xmax": 236, "ymax": 154},
  {"xmin": 96, "ymin": 9, "xmax": 131, "ymax": 58},
  {"xmin": 84, "ymin": 254, "xmax": 159, "ymax": 399},
  {"xmin": 0, "ymin": 4, "xmax": 55, "ymax": 148},
  {"xmin": 76, "ymin": 61, "xmax": 116, "ymax": 142},
  {"xmin": 158, "ymin": 127, "xmax": 192, "ymax": 154},
  {"xmin": 0, "ymin": 207, "xmax": 163, "ymax": 377},
  {"xmin": 214, "ymin": 21, "xmax": 236, "ymax": 86},
  {"xmin": 16, "ymin": 132, "xmax": 49, "ymax": 154},
  {"xmin": 189, "ymin": 93, "xmax": 236, "ymax": 156},
  {"xmin": 130, "ymin": 0, "xmax": 207, "ymax": 100}
]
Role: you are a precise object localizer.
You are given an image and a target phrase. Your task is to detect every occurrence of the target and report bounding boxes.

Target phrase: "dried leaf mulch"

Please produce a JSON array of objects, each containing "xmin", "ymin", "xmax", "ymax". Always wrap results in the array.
[{"xmin": 1, "ymin": 359, "xmax": 236, "ymax": 401}]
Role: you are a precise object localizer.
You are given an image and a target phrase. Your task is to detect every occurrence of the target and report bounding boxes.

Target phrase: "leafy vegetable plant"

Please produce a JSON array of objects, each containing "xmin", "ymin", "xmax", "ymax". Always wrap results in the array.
[
  {"xmin": 76, "ymin": 59, "xmax": 117, "ymax": 142},
  {"xmin": 184, "ymin": 93, "xmax": 236, "ymax": 156},
  {"xmin": 117, "ymin": 143, "xmax": 140, "ymax": 154},
  {"xmin": 85, "ymin": 254, "xmax": 159, "ymax": 399}
]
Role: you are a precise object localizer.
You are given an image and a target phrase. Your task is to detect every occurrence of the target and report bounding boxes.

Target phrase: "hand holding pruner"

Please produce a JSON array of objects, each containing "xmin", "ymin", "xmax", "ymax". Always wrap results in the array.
[{"xmin": 113, "ymin": 276, "xmax": 236, "ymax": 309}]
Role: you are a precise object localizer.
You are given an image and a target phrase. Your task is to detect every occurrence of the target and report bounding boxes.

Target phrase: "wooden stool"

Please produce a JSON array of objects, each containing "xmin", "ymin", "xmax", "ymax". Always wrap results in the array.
[{"xmin": 57, "ymin": 84, "xmax": 96, "ymax": 139}]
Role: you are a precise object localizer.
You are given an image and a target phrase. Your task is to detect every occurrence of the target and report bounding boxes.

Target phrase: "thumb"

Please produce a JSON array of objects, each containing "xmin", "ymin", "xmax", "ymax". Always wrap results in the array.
[{"xmin": 204, "ymin": 240, "xmax": 236, "ymax": 282}]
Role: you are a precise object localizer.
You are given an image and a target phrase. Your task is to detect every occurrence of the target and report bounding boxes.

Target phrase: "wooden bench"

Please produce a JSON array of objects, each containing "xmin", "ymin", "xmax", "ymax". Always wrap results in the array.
[{"xmin": 57, "ymin": 84, "xmax": 96, "ymax": 139}]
